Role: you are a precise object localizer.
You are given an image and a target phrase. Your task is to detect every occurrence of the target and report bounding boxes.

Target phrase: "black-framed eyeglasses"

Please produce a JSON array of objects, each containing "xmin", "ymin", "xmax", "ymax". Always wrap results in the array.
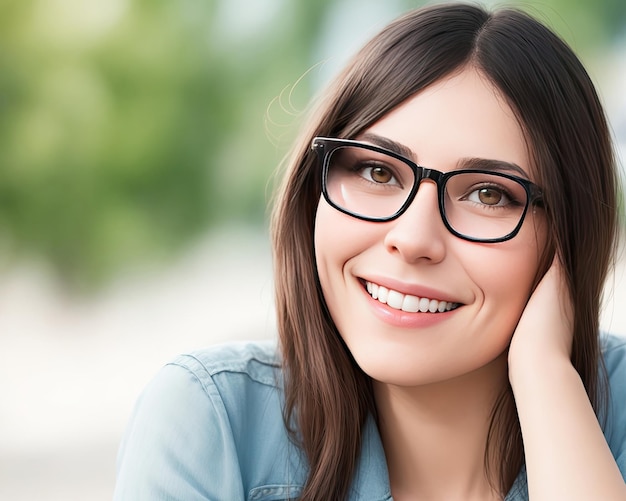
[{"xmin": 311, "ymin": 137, "xmax": 543, "ymax": 243}]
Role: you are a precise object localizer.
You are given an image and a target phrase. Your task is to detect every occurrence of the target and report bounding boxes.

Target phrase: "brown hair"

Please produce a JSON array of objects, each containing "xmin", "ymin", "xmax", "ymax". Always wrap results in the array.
[{"xmin": 271, "ymin": 3, "xmax": 619, "ymax": 499}]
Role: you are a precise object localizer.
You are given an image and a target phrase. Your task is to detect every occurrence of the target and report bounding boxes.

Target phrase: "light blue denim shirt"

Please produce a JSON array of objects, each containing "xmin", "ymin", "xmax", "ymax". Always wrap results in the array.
[{"xmin": 114, "ymin": 334, "xmax": 626, "ymax": 500}]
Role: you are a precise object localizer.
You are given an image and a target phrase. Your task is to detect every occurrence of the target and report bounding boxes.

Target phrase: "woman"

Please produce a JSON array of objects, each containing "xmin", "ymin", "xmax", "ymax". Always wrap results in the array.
[{"xmin": 114, "ymin": 3, "xmax": 626, "ymax": 500}]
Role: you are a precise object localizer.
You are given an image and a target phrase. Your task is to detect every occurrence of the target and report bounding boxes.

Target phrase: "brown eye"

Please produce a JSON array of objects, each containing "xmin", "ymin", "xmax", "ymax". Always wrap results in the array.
[
  {"xmin": 370, "ymin": 166, "xmax": 393, "ymax": 184},
  {"xmin": 477, "ymin": 188, "xmax": 503, "ymax": 205}
]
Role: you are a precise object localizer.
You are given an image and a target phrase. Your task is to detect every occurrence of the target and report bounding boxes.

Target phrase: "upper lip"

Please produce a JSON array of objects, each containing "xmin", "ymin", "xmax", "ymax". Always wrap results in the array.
[{"xmin": 359, "ymin": 275, "xmax": 462, "ymax": 304}]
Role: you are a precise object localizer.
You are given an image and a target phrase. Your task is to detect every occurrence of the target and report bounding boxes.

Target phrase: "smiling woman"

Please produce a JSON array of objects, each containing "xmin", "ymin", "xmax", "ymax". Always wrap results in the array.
[
  {"xmin": 114, "ymin": 3, "xmax": 626, "ymax": 500},
  {"xmin": 314, "ymin": 68, "xmax": 547, "ymax": 392}
]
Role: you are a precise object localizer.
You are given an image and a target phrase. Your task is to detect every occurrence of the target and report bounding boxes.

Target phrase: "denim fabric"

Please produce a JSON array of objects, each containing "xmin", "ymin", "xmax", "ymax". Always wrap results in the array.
[{"xmin": 114, "ymin": 335, "xmax": 626, "ymax": 500}]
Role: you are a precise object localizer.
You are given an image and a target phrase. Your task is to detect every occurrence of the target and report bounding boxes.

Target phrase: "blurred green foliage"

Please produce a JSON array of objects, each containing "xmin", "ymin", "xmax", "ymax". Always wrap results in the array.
[
  {"xmin": 0, "ymin": 0, "xmax": 622, "ymax": 289},
  {"xmin": 533, "ymin": 0, "xmax": 626, "ymax": 50},
  {"xmin": 0, "ymin": 0, "xmax": 335, "ymax": 287}
]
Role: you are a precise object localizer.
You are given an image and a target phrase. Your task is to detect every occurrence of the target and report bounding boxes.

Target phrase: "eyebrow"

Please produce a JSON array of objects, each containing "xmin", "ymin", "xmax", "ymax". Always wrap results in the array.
[
  {"xmin": 359, "ymin": 132, "xmax": 530, "ymax": 179},
  {"xmin": 360, "ymin": 133, "xmax": 416, "ymax": 160}
]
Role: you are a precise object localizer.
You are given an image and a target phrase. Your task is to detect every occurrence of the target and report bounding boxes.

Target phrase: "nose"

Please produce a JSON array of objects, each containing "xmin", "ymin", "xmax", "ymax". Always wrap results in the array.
[{"xmin": 383, "ymin": 180, "xmax": 447, "ymax": 264}]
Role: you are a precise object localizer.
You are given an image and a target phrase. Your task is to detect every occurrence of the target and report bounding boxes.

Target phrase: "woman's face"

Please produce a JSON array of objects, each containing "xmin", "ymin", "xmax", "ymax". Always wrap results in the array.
[{"xmin": 314, "ymin": 68, "xmax": 547, "ymax": 387}]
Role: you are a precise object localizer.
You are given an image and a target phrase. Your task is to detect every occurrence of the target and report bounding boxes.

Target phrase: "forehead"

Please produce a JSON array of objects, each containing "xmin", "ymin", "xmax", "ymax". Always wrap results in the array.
[{"xmin": 363, "ymin": 68, "xmax": 531, "ymax": 177}]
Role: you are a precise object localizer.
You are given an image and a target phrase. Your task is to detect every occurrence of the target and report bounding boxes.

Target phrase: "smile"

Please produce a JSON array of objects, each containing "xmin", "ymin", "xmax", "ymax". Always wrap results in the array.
[{"xmin": 365, "ymin": 281, "xmax": 460, "ymax": 313}]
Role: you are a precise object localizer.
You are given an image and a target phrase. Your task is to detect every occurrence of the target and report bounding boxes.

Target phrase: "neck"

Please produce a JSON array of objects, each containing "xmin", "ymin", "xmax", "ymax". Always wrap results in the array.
[{"xmin": 374, "ymin": 352, "xmax": 508, "ymax": 501}]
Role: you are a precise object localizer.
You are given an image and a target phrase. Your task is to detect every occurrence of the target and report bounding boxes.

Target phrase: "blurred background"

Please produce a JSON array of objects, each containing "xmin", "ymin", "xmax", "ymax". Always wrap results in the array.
[{"xmin": 0, "ymin": 0, "xmax": 624, "ymax": 499}]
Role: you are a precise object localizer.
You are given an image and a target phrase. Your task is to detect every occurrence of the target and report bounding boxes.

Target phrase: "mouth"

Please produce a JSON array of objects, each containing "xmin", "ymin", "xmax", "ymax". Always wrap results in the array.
[{"xmin": 363, "ymin": 280, "xmax": 460, "ymax": 313}]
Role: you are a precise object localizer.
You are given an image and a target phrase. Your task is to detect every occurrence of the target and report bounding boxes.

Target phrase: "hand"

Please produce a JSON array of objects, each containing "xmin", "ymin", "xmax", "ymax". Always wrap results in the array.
[
  {"xmin": 508, "ymin": 256, "xmax": 574, "ymax": 381},
  {"xmin": 509, "ymin": 258, "xmax": 626, "ymax": 500}
]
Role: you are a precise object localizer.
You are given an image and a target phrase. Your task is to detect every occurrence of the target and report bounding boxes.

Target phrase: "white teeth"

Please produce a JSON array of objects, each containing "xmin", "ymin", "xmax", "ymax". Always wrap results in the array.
[
  {"xmin": 386, "ymin": 290, "xmax": 404, "ymax": 309},
  {"xmin": 365, "ymin": 281, "xmax": 458, "ymax": 314},
  {"xmin": 401, "ymin": 294, "xmax": 420, "ymax": 313}
]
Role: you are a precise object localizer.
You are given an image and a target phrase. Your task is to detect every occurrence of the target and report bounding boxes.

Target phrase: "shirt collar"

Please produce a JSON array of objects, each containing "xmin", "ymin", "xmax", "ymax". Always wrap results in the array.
[
  {"xmin": 349, "ymin": 415, "xmax": 393, "ymax": 501},
  {"xmin": 347, "ymin": 415, "xmax": 528, "ymax": 501}
]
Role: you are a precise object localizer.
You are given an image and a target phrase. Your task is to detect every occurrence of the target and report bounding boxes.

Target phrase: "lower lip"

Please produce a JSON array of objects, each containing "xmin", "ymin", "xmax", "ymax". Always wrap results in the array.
[{"xmin": 363, "ymin": 287, "xmax": 460, "ymax": 328}]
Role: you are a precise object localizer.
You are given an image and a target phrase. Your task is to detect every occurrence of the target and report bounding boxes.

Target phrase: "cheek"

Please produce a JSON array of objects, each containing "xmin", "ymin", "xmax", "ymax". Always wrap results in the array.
[
  {"xmin": 465, "ymin": 232, "xmax": 546, "ymax": 333},
  {"xmin": 313, "ymin": 199, "xmax": 336, "ymax": 268},
  {"xmin": 314, "ymin": 199, "xmax": 388, "ymax": 339},
  {"xmin": 314, "ymin": 200, "xmax": 338, "ymax": 287},
  {"xmin": 314, "ymin": 200, "xmax": 348, "ymax": 312},
  {"xmin": 314, "ymin": 199, "xmax": 379, "ymax": 288}
]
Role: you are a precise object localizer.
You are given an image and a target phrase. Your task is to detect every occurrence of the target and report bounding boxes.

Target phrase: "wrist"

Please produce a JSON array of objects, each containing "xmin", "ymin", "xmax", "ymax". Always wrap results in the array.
[{"xmin": 508, "ymin": 349, "xmax": 576, "ymax": 394}]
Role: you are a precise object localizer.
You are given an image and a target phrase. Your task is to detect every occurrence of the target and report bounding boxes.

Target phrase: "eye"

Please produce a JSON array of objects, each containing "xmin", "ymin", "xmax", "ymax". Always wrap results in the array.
[
  {"xmin": 469, "ymin": 187, "xmax": 508, "ymax": 206},
  {"xmin": 448, "ymin": 173, "xmax": 527, "ymax": 212},
  {"xmin": 360, "ymin": 164, "xmax": 400, "ymax": 185}
]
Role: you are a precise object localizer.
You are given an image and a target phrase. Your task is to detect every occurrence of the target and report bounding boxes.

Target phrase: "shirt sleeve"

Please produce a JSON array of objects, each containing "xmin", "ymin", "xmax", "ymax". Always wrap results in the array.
[
  {"xmin": 603, "ymin": 335, "xmax": 626, "ymax": 482},
  {"xmin": 113, "ymin": 361, "xmax": 244, "ymax": 500}
]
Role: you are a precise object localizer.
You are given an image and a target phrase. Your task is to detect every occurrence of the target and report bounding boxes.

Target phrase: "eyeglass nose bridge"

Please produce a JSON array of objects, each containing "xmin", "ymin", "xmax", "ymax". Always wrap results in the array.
[
  {"xmin": 417, "ymin": 167, "xmax": 445, "ymax": 185},
  {"xmin": 403, "ymin": 166, "xmax": 447, "ymax": 210}
]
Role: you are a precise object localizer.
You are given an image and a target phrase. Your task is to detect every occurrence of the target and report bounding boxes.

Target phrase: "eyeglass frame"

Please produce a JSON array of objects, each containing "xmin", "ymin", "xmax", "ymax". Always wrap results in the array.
[{"xmin": 311, "ymin": 136, "xmax": 544, "ymax": 244}]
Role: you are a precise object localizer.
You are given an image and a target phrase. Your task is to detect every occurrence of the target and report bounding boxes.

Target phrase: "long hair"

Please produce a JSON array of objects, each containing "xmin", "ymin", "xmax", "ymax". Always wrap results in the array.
[{"xmin": 271, "ymin": 4, "xmax": 619, "ymax": 499}]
